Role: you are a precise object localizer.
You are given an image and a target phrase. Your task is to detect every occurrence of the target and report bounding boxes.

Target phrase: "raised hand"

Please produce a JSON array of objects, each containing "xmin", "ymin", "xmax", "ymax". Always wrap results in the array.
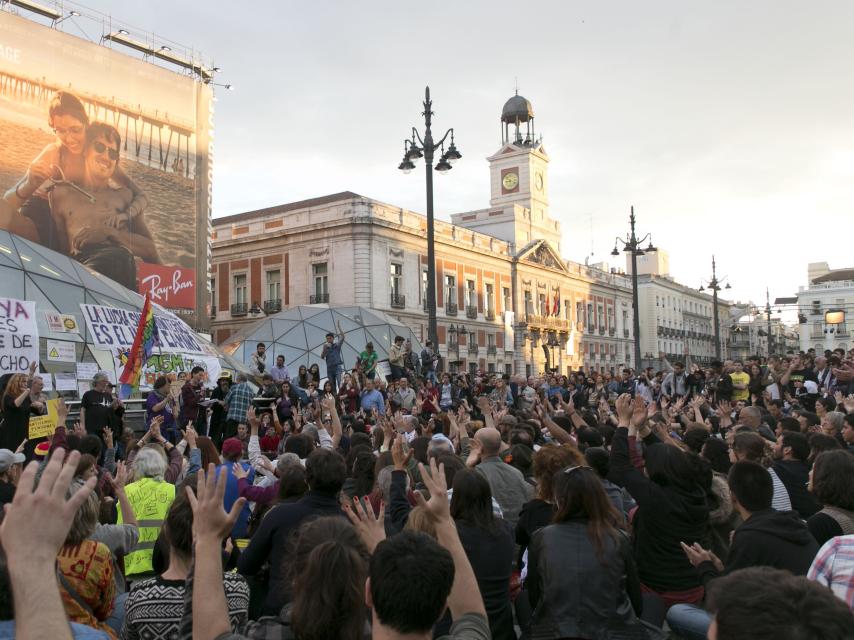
[
  {"xmin": 415, "ymin": 458, "xmax": 450, "ymax": 523},
  {"xmin": 344, "ymin": 496, "xmax": 386, "ymax": 554},
  {"xmin": 231, "ymin": 462, "xmax": 249, "ymax": 481},
  {"xmin": 109, "ymin": 460, "xmax": 129, "ymax": 490},
  {"xmin": 630, "ymin": 395, "xmax": 648, "ymax": 429},
  {"xmin": 185, "ymin": 464, "xmax": 246, "ymax": 543},
  {"xmin": 102, "ymin": 427, "xmax": 114, "ymax": 450},
  {"xmin": 72, "ymin": 421, "xmax": 86, "ymax": 437},
  {"xmin": 1, "ymin": 449, "xmax": 96, "ymax": 564},
  {"xmin": 391, "ymin": 435, "xmax": 413, "ymax": 471},
  {"xmin": 614, "ymin": 393, "xmax": 633, "ymax": 424}
]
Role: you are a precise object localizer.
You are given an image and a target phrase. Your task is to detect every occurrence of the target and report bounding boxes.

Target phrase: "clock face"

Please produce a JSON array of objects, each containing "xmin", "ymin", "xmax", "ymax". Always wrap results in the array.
[
  {"xmin": 502, "ymin": 172, "xmax": 519, "ymax": 191},
  {"xmin": 535, "ymin": 173, "xmax": 543, "ymax": 191}
]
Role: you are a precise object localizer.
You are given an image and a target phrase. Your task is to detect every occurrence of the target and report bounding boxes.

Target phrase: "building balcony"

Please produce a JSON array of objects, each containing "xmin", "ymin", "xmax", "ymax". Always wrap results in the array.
[
  {"xmin": 446, "ymin": 303, "xmax": 458, "ymax": 316},
  {"xmin": 598, "ymin": 326, "xmax": 605, "ymax": 335},
  {"xmin": 466, "ymin": 305, "xmax": 478, "ymax": 319},
  {"xmin": 623, "ymin": 329, "xmax": 629, "ymax": 338},
  {"xmin": 809, "ymin": 332, "xmax": 825, "ymax": 340},
  {"xmin": 468, "ymin": 343, "xmax": 479, "ymax": 355},
  {"xmin": 310, "ymin": 293, "xmax": 329, "ymax": 304},
  {"xmin": 230, "ymin": 303, "xmax": 248, "ymax": 317},
  {"xmin": 609, "ymin": 327, "xmax": 616, "ymax": 336},
  {"xmin": 390, "ymin": 294, "xmax": 406, "ymax": 309},
  {"xmin": 263, "ymin": 299, "xmax": 282, "ymax": 314},
  {"xmin": 487, "ymin": 345, "xmax": 497, "ymax": 355},
  {"xmin": 485, "ymin": 309, "xmax": 496, "ymax": 321}
]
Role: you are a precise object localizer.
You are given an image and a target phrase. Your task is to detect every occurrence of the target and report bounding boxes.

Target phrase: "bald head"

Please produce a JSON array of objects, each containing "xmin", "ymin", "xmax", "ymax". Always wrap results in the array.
[{"xmin": 475, "ymin": 427, "xmax": 502, "ymax": 457}]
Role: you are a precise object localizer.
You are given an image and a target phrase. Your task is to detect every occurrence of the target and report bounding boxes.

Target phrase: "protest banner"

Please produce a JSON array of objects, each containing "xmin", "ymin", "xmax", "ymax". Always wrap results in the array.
[
  {"xmin": 28, "ymin": 398, "xmax": 61, "ymax": 440},
  {"xmin": 80, "ymin": 304, "xmax": 205, "ymax": 354},
  {"xmin": 0, "ymin": 297, "xmax": 38, "ymax": 374},
  {"xmin": 111, "ymin": 348, "xmax": 221, "ymax": 390}
]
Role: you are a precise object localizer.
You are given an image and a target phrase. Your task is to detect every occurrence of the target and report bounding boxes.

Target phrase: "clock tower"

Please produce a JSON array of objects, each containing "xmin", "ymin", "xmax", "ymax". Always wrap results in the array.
[{"xmin": 452, "ymin": 92, "xmax": 562, "ymax": 249}]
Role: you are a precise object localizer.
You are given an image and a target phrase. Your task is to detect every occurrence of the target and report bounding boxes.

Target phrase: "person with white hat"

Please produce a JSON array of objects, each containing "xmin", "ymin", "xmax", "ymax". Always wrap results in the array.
[{"xmin": 0, "ymin": 447, "xmax": 25, "ymax": 507}]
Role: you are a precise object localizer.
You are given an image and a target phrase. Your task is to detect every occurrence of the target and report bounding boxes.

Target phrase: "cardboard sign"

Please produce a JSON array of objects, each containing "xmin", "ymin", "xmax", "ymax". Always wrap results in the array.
[
  {"xmin": 54, "ymin": 373, "xmax": 77, "ymax": 391},
  {"xmin": 28, "ymin": 399, "xmax": 61, "ymax": 440},
  {"xmin": 0, "ymin": 297, "xmax": 38, "ymax": 374}
]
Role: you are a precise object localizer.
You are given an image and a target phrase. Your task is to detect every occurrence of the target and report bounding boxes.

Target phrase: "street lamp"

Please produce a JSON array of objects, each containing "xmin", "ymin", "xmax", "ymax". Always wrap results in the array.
[
  {"xmin": 611, "ymin": 206, "xmax": 656, "ymax": 370},
  {"xmin": 698, "ymin": 256, "xmax": 730, "ymax": 360},
  {"xmin": 398, "ymin": 86, "xmax": 461, "ymax": 354}
]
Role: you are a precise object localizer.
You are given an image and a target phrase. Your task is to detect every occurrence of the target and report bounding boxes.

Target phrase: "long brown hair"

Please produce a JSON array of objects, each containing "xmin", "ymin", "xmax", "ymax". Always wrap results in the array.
[
  {"xmin": 288, "ymin": 517, "xmax": 369, "ymax": 640},
  {"xmin": 533, "ymin": 444, "xmax": 585, "ymax": 502},
  {"xmin": 3, "ymin": 374, "xmax": 27, "ymax": 402},
  {"xmin": 552, "ymin": 466, "xmax": 621, "ymax": 562},
  {"xmin": 195, "ymin": 436, "xmax": 221, "ymax": 468}
]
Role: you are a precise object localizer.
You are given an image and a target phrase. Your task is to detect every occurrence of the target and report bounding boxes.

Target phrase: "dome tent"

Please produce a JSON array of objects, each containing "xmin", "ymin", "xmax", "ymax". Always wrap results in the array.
[
  {"xmin": 0, "ymin": 230, "xmax": 248, "ymax": 388},
  {"xmin": 219, "ymin": 305, "xmax": 424, "ymax": 378}
]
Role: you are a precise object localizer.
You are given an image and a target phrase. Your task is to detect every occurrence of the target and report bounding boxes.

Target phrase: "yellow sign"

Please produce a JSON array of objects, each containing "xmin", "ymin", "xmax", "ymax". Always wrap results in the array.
[{"xmin": 28, "ymin": 399, "xmax": 61, "ymax": 440}]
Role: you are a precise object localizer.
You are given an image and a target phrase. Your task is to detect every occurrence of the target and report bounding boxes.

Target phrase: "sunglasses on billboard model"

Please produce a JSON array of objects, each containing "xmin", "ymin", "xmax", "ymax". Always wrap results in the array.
[{"xmin": 92, "ymin": 141, "xmax": 119, "ymax": 160}]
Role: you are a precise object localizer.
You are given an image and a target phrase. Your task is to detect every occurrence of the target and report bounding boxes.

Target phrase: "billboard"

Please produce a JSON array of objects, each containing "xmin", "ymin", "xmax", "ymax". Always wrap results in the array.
[{"xmin": 0, "ymin": 11, "xmax": 212, "ymax": 328}]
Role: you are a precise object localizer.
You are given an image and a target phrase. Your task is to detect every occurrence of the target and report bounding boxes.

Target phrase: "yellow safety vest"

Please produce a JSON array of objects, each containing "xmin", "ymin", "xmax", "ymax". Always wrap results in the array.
[{"xmin": 118, "ymin": 477, "xmax": 175, "ymax": 576}]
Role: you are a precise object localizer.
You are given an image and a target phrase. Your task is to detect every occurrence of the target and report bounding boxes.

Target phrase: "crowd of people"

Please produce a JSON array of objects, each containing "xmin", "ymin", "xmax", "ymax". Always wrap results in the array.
[{"xmin": 1, "ymin": 339, "xmax": 854, "ymax": 639}]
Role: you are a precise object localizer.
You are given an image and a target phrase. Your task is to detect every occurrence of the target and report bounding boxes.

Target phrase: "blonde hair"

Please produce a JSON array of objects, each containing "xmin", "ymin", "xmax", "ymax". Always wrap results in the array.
[
  {"xmin": 3, "ymin": 374, "xmax": 28, "ymax": 401},
  {"xmin": 405, "ymin": 505, "xmax": 437, "ymax": 539},
  {"xmin": 65, "ymin": 479, "xmax": 99, "ymax": 545}
]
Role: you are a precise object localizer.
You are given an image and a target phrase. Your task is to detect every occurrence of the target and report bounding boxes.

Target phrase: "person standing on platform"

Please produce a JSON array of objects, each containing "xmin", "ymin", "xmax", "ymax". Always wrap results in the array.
[{"xmin": 321, "ymin": 320, "xmax": 346, "ymax": 394}]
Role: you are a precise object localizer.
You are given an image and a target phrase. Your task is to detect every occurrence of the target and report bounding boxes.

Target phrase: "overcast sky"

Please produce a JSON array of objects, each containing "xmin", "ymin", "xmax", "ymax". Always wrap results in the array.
[{"xmin": 63, "ymin": 1, "xmax": 854, "ymax": 310}]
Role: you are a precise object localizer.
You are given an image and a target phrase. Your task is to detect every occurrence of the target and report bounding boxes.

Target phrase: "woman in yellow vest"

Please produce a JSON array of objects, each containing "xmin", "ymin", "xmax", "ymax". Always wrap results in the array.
[{"xmin": 118, "ymin": 447, "xmax": 175, "ymax": 580}]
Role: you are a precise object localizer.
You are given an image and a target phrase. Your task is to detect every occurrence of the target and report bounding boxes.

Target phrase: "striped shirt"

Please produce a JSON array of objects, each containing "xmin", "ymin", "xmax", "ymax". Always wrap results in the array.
[{"xmin": 808, "ymin": 535, "xmax": 854, "ymax": 609}]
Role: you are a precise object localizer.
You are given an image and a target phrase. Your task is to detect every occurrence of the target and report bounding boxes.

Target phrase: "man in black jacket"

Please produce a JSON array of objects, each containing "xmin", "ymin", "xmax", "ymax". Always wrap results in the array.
[
  {"xmin": 666, "ymin": 460, "xmax": 819, "ymax": 639},
  {"xmin": 772, "ymin": 430, "xmax": 821, "ymax": 519},
  {"xmin": 237, "ymin": 448, "xmax": 346, "ymax": 615}
]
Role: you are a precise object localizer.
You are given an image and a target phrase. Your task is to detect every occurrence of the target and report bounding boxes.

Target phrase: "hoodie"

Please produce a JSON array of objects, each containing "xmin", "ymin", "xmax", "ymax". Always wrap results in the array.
[
  {"xmin": 698, "ymin": 509, "xmax": 819, "ymax": 587},
  {"xmin": 772, "ymin": 459, "xmax": 821, "ymax": 519}
]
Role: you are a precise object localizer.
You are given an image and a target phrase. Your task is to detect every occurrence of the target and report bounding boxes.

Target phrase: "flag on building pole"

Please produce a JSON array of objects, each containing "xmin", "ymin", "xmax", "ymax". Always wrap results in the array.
[
  {"xmin": 553, "ymin": 291, "xmax": 560, "ymax": 316},
  {"xmin": 118, "ymin": 293, "xmax": 158, "ymax": 399}
]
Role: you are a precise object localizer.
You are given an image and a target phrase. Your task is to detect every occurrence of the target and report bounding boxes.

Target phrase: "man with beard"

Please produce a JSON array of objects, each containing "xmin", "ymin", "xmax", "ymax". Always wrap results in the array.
[{"xmin": 48, "ymin": 122, "xmax": 160, "ymax": 288}]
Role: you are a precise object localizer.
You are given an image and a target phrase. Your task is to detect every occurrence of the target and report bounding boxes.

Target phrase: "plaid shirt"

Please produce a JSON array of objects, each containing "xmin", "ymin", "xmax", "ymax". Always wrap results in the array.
[
  {"xmin": 808, "ymin": 534, "xmax": 854, "ymax": 609},
  {"xmin": 224, "ymin": 382, "xmax": 254, "ymax": 423}
]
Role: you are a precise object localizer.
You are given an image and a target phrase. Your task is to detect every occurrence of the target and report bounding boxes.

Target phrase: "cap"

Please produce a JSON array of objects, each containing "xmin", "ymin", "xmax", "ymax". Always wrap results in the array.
[
  {"xmin": 0, "ymin": 449, "xmax": 25, "ymax": 472},
  {"xmin": 222, "ymin": 438, "xmax": 243, "ymax": 457}
]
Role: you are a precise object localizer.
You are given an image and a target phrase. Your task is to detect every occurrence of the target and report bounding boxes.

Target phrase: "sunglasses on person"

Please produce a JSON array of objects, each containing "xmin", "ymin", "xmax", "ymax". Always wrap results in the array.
[
  {"xmin": 92, "ymin": 140, "xmax": 119, "ymax": 160},
  {"xmin": 563, "ymin": 465, "xmax": 593, "ymax": 475}
]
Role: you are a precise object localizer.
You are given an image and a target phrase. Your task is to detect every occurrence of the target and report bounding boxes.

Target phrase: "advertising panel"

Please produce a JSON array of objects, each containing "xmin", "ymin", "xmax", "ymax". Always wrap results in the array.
[{"xmin": 0, "ymin": 12, "xmax": 212, "ymax": 326}]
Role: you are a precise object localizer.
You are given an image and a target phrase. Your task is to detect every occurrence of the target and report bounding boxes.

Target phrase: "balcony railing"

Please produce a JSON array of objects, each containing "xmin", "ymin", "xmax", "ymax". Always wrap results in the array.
[
  {"xmin": 487, "ymin": 345, "xmax": 497, "ymax": 355},
  {"xmin": 446, "ymin": 303, "xmax": 458, "ymax": 316},
  {"xmin": 263, "ymin": 299, "xmax": 282, "ymax": 314},
  {"xmin": 485, "ymin": 309, "xmax": 496, "ymax": 321},
  {"xmin": 809, "ymin": 332, "xmax": 825, "ymax": 340},
  {"xmin": 598, "ymin": 326, "xmax": 605, "ymax": 335},
  {"xmin": 526, "ymin": 315, "xmax": 571, "ymax": 331},
  {"xmin": 468, "ymin": 343, "xmax": 479, "ymax": 355},
  {"xmin": 230, "ymin": 303, "xmax": 248, "ymax": 316},
  {"xmin": 390, "ymin": 294, "xmax": 406, "ymax": 309},
  {"xmin": 209, "ymin": 306, "xmax": 217, "ymax": 318},
  {"xmin": 623, "ymin": 329, "xmax": 629, "ymax": 338},
  {"xmin": 466, "ymin": 305, "xmax": 478, "ymax": 319},
  {"xmin": 310, "ymin": 293, "xmax": 329, "ymax": 304},
  {"xmin": 609, "ymin": 327, "xmax": 616, "ymax": 336}
]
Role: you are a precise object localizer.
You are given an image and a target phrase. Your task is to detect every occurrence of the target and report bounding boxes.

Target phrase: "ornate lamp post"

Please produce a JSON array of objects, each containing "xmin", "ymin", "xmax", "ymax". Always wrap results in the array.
[
  {"xmin": 699, "ymin": 256, "xmax": 731, "ymax": 360},
  {"xmin": 398, "ymin": 87, "xmax": 462, "ymax": 351},
  {"xmin": 612, "ymin": 206, "xmax": 656, "ymax": 369}
]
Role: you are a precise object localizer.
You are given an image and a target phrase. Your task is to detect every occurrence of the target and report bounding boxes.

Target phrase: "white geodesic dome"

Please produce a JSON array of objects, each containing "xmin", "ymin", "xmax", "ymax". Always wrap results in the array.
[{"xmin": 219, "ymin": 305, "xmax": 423, "ymax": 375}]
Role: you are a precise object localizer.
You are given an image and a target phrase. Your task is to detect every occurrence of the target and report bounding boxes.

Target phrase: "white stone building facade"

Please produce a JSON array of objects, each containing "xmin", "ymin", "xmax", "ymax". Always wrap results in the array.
[{"xmin": 797, "ymin": 262, "xmax": 854, "ymax": 353}]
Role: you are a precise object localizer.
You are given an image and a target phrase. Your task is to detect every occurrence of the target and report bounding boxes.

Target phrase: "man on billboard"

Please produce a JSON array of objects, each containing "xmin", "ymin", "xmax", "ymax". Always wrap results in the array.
[
  {"xmin": 48, "ymin": 123, "xmax": 161, "ymax": 289},
  {"xmin": 0, "ymin": 91, "xmax": 148, "ymax": 256}
]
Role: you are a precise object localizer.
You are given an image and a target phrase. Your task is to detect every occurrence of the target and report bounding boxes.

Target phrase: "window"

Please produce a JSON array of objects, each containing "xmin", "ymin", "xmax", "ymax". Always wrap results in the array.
[
  {"xmin": 466, "ymin": 279, "xmax": 476, "ymax": 307},
  {"xmin": 390, "ymin": 263, "xmax": 402, "ymax": 296},
  {"xmin": 312, "ymin": 263, "xmax": 328, "ymax": 297},
  {"xmin": 445, "ymin": 275, "xmax": 456, "ymax": 305},
  {"xmin": 421, "ymin": 269, "xmax": 428, "ymax": 304},
  {"xmin": 210, "ymin": 277, "xmax": 216, "ymax": 311},
  {"xmin": 587, "ymin": 303, "xmax": 594, "ymax": 328},
  {"xmin": 524, "ymin": 290, "xmax": 533, "ymax": 318},
  {"xmin": 487, "ymin": 363, "xmax": 496, "ymax": 373},
  {"xmin": 622, "ymin": 310, "xmax": 629, "ymax": 332},
  {"xmin": 266, "ymin": 270, "xmax": 281, "ymax": 302},
  {"xmin": 487, "ymin": 333, "xmax": 496, "ymax": 347},
  {"xmin": 233, "ymin": 274, "xmax": 247, "ymax": 305},
  {"xmin": 469, "ymin": 362, "xmax": 478, "ymax": 376},
  {"xmin": 506, "ymin": 363, "xmax": 513, "ymax": 376},
  {"xmin": 503, "ymin": 287, "xmax": 511, "ymax": 310},
  {"xmin": 597, "ymin": 304, "xmax": 604, "ymax": 327},
  {"xmin": 576, "ymin": 301, "xmax": 584, "ymax": 325},
  {"xmin": 485, "ymin": 283, "xmax": 494, "ymax": 314},
  {"xmin": 539, "ymin": 293, "xmax": 547, "ymax": 316}
]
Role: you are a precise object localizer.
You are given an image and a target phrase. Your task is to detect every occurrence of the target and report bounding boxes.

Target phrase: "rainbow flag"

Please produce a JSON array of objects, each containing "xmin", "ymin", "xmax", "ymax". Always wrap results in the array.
[{"xmin": 118, "ymin": 293, "xmax": 158, "ymax": 399}]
